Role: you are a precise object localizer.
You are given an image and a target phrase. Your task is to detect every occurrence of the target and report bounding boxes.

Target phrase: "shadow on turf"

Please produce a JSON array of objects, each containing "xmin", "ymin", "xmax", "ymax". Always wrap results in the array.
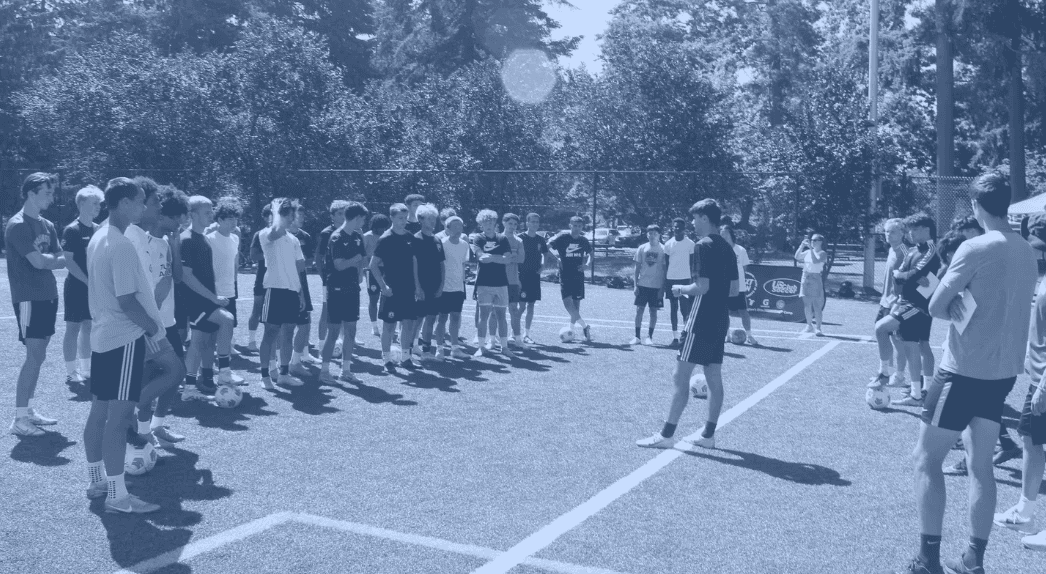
[
  {"xmin": 995, "ymin": 467, "xmax": 1046, "ymax": 495},
  {"xmin": 680, "ymin": 447, "xmax": 852, "ymax": 487},
  {"xmin": 89, "ymin": 446, "xmax": 232, "ymax": 573},
  {"xmin": 321, "ymin": 378, "xmax": 418, "ymax": 406},
  {"xmin": 9, "ymin": 430, "xmax": 77, "ymax": 466},
  {"xmin": 175, "ymin": 392, "xmax": 279, "ymax": 431}
]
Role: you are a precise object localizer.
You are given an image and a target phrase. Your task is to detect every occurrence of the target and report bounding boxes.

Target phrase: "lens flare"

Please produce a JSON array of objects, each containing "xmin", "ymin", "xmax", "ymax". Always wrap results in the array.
[{"xmin": 501, "ymin": 49, "xmax": 557, "ymax": 105}]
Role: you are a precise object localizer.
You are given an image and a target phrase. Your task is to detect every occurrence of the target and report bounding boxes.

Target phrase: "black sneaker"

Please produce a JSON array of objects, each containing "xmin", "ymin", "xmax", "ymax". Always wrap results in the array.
[
  {"xmin": 126, "ymin": 427, "xmax": 150, "ymax": 448},
  {"xmin": 384, "ymin": 361, "xmax": 398, "ymax": 374},
  {"xmin": 993, "ymin": 446, "xmax": 1022, "ymax": 466},
  {"xmin": 669, "ymin": 338, "xmax": 680, "ymax": 349},
  {"xmin": 943, "ymin": 556, "xmax": 984, "ymax": 574},
  {"xmin": 197, "ymin": 379, "xmax": 218, "ymax": 395},
  {"xmin": 400, "ymin": 359, "xmax": 420, "ymax": 371},
  {"xmin": 891, "ymin": 557, "xmax": 944, "ymax": 574},
  {"xmin": 582, "ymin": 325, "xmax": 592, "ymax": 342}
]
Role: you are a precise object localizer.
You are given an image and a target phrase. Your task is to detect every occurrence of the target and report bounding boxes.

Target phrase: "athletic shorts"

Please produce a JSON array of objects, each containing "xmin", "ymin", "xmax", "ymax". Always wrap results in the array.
[
  {"xmin": 144, "ymin": 335, "xmax": 173, "ymax": 362},
  {"xmin": 664, "ymin": 279, "xmax": 690, "ymax": 300},
  {"xmin": 727, "ymin": 294, "xmax": 747, "ymax": 312},
  {"xmin": 379, "ymin": 293, "xmax": 417, "ymax": 323},
  {"xmin": 1017, "ymin": 384, "xmax": 1046, "ymax": 446},
  {"xmin": 90, "ymin": 335, "xmax": 147, "ymax": 402},
  {"xmin": 438, "ymin": 291, "xmax": 466, "ymax": 315},
  {"xmin": 560, "ymin": 273, "xmax": 585, "ymax": 301},
  {"xmin": 893, "ymin": 303, "xmax": 931, "ymax": 343},
  {"xmin": 508, "ymin": 284, "xmax": 522, "ymax": 304},
  {"xmin": 634, "ymin": 286, "xmax": 663, "ymax": 309},
  {"xmin": 920, "ymin": 369, "xmax": 1017, "ymax": 431},
  {"xmin": 416, "ymin": 290, "xmax": 441, "ymax": 318},
  {"xmin": 327, "ymin": 286, "xmax": 361, "ymax": 324},
  {"xmin": 519, "ymin": 272, "xmax": 541, "ymax": 303},
  {"xmin": 63, "ymin": 281, "xmax": 91, "ymax": 323},
  {"xmin": 166, "ymin": 325, "xmax": 184, "ymax": 359},
  {"xmin": 14, "ymin": 299, "xmax": 58, "ymax": 343},
  {"xmin": 222, "ymin": 296, "xmax": 238, "ymax": 328},
  {"xmin": 678, "ymin": 311, "xmax": 729, "ymax": 366},
  {"xmin": 367, "ymin": 272, "xmax": 381, "ymax": 302},
  {"xmin": 477, "ymin": 285, "xmax": 510, "ymax": 308},
  {"xmin": 188, "ymin": 300, "xmax": 222, "ymax": 334},
  {"xmin": 262, "ymin": 288, "xmax": 302, "ymax": 326}
]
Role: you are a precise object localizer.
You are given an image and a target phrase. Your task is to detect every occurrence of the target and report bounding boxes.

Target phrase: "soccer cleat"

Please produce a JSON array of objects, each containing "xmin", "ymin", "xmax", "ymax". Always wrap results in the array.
[
  {"xmin": 277, "ymin": 374, "xmax": 303, "ymax": 387},
  {"xmin": 181, "ymin": 387, "xmax": 213, "ymax": 402},
  {"xmin": 942, "ymin": 557, "xmax": 984, "ymax": 574},
  {"xmin": 301, "ymin": 352, "xmax": 320, "ymax": 365},
  {"xmin": 583, "ymin": 325, "xmax": 592, "ymax": 342},
  {"xmin": 636, "ymin": 433, "xmax": 677, "ymax": 449},
  {"xmin": 86, "ymin": 481, "xmax": 107, "ymax": 500},
  {"xmin": 994, "ymin": 504, "xmax": 1037, "ymax": 532},
  {"xmin": 433, "ymin": 348, "xmax": 445, "ymax": 361},
  {"xmin": 319, "ymin": 371, "xmax": 337, "ymax": 385},
  {"xmin": 801, "ymin": 324, "xmax": 815, "ymax": 334},
  {"xmin": 452, "ymin": 348, "xmax": 470, "ymax": 360},
  {"xmin": 216, "ymin": 370, "xmax": 243, "ymax": 387},
  {"xmin": 289, "ymin": 362, "xmax": 310, "ymax": 378},
  {"xmin": 9, "ymin": 417, "xmax": 44, "ymax": 437},
  {"xmin": 27, "ymin": 408, "xmax": 57, "ymax": 426},
  {"xmin": 400, "ymin": 359, "xmax": 420, "ymax": 371},
  {"xmin": 669, "ymin": 338, "xmax": 680, "ymax": 349},
  {"xmin": 892, "ymin": 394, "xmax": 924, "ymax": 407},
  {"xmin": 105, "ymin": 494, "xmax": 160, "ymax": 514},
  {"xmin": 384, "ymin": 361, "xmax": 398, "ymax": 374},
  {"xmin": 675, "ymin": 435, "xmax": 715, "ymax": 451},
  {"xmin": 746, "ymin": 333, "xmax": 759, "ymax": 346},
  {"xmin": 943, "ymin": 457, "xmax": 968, "ymax": 476},
  {"xmin": 523, "ymin": 335, "xmax": 536, "ymax": 345},
  {"xmin": 993, "ymin": 446, "xmax": 1022, "ymax": 466},
  {"xmin": 339, "ymin": 371, "xmax": 361, "ymax": 384},
  {"xmin": 66, "ymin": 371, "xmax": 86, "ymax": 384},
  {"xmin": 643, "ymin": 336, "xmax": 654, "ymax": 346},
  {"xmin": 151, "ymin": 426, "xmax": 185, "ymax": 446},
  {"xmin": 483, "ymin": 338, "xmax": 494, "ymax": 351},
  {"xmin": 262, "ymin": 377, "xmax": 277, "ymax": 391},
  {"xmin": 890, "ymin": 558, "xmax": 945, "ymax": 574},
  {"xmin": 502, "ymin": 346, "xmax": 516, "ymax": 360},
  {"xmin": 629, "ymin": 337, "xmax": 641, "ymax": 346},
  {"xmin": 473, "ymin": 347, "xmax": 484, "ymax": 358},
  {"xmin": 889, "ymin": 372, "xmax": 908, "ymax": 387},
  {"xmin": 1022, "ymin": 528, "xmax": 1046, "ymax": 551},
  {"xmin": 247, "ymin": 341, "xmax": 259, "ymax": 353},
  {"xmin": 867, "ymin": 373, "xmax": 890, "ymax": 389},
  {"xmin": 126, "ymin": 427, "xmax": 150, "ymax": 449},
  {"xmin": 815, "ymin": 328, "xmax": 824, "ymax": 337}
]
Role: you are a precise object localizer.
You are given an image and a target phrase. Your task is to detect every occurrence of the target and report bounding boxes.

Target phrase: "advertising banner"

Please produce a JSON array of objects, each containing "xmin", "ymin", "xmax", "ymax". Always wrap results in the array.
[{"xmin": 744, "ymin": 264, "xmax": 807, "ymax": 323}]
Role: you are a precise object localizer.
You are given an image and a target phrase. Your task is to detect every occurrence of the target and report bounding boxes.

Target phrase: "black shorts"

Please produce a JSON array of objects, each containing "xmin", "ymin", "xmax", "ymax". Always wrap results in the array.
[
  {"xmin": 895, "ymin": 305, "xmax": 932, "ymax": 343},
  {"xmin": 188, "ymin": 300, "xmax": 222, "ymax": 334},
  {"xmin": 174, "ymin": 286, "xmax": 187, "ymax": 331},
  {"xmin": 664, "ymin": 279, "xmax": 690, "ymax": 300},
  {"xmin": 165, "ymin": 325, "xmax": 184, "ymax": 359},
  {"xmin": 367, "ymin": 272, "xmax": 381, "ymax": 302},
  {"xmin": 14, "ymin": 299, "xmax": 58, "ymax": 343},
  {"xmin": 634, "ymin": 287, "xmax": 663, "ymax": 309},
  {"xmin": 327, "ymin": 286, "xmax": 361, "ymax": 324},
  {"xmin": 560, "ymin": 273, "xmax": 585, "ymax": 301},
  {"xmin": 921, "ymin": 369, "xmax": 1017, "ymax": 431},
  {"xmin": 438, "ymin": 291, "xmax": 467, "ymax": 315},
  {"xmin": 1017, "ymin": 384, "xmax": 1046, "ymax": 446},
  {"xmin": 262, "ymin": 288, "xmax": 301, "ymax": 326},
  {"xmin": 379, "ymin": 294, "xmax": 417, "ymax": 323},
  {"xmin": 727, "ymin": 294, "xmax": 747, "ymax": 312},
  {"xmin": 519, "ymin": 272, "xmax": 541, "ymax": 303},
  {"xmin": 63, "ymin": 281, "xmax": 91, "ymax": 323},
  {"xmin": 416, "ymin": 290, "xmax": 441, "ymax": 318},
  {"xmin": 253, "ymin": 270, "xmax": 266, "ymax": 297},
  {"xmin": 90, "ymin": 336, "xmax": 147, "ymax": 402},
  {"xmin": 508, "ymin": 284, "xmax": 522, "ymax": 304},
  {"xmin": 678, "ymin": 311, "xmax": 729, "ymax": 366}
]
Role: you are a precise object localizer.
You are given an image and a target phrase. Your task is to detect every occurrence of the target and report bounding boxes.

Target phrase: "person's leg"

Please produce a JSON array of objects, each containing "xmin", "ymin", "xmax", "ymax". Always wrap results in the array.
[
  {"xmin": 63, "ymin": 321, "xmax": 81, "ymax": 375},
  {"xmin": 103, "ymin": 400, "xmax": 136, "ymax": 498},
  {"xmin": 259, "ymin": 323, "xmax": 280, "ymax": 379},
  {"xmin": 525, "ymin": 302, "xmax": 536, "ymax": 334},
  {"xmin": 892, "ymin": 333, "xmax": 908, "ymax": 379},
  {"xmin": 184, "ymin": 330, "xmax": 203, "ymax": 381},
  {"xmin": 248, "ymin": 298, "xmax": 263, "ymax": 338},
  {"xmin": 16, "ymin": 338, "xmax": 49, "ymax": 410},
  {"xmin": 381, "ymin": 321, "xmax": 395, "ymax": 357},
  {"xmin": 342, "ymin": 322, "xmax": 357, "ymax": 375},
  {"xmin": 198, "ymin": 331, "xmax": 217, "ymax": 383},
  {"xmin": 1021, "ymin": 437, "xmax": 1046, "ymax": 506},
  {"xmin": 666, "ymin": 360, "xmax": 698, "ymax": 426},
  {"xmin": 318, "ymin": 300, "xmax": 329, "ymax": 344},
  {"xmin": 668, "ymin": 296, "xmax": 680, "ymax": 334},
  {"xmin": 475, "ymin": 306, "xmax": 492, "ymax": 355},
  {"xmin": 78, "ymin": 321, "xmax": 92, "ymax": 373},
  {"xmin": 905, "ymin": 341, "xmax": 923, "ymax": 398},
  {"xmin": 873, "ymin": 315, "xmax": 901, "ymax": 383},
  {"xmin": 802, "ymin": 297, "xmax": 815, "ymax": 330},
  {"xmin": 278, "ymin": 324, "xmax": 295, "ymax": 370},
  {"xmin": 510, "ymin": 301, "xmax": 523, "ymax": 339},
  {"xmin": 135, "ymin": 348, "xmax": 185, "ymax": 436},
  {"xmin": 449, "ymin": 312, "xmax": 462, "ymax": 351},
  {"xmin": 633, "ymin": 305, "xmax": 644, "ymax": 341},
  {"xmin": 436, "ymin": 313, "xmax": 449, "ymax": 349},
  {"xmin": 400, "ymin": 319, "xmax": 418, "ymax": 358},
  {"xmin": 914, "ymin": 422, "xmax": 963, "ymax": 563},
  {"xmin": 83, "ymin": 398, "xmax": 108, "ymax": 485},
  {"xmin": 961, "ymin": 416, "xmax": 1003, "ymax": 569},
  {"xmin": 321, "ymin": 322, "xmax": 341, "ymax": 372},
  {"xmin": 562, "ymin": 297, "xmax": 581, "ymax": 324},
  {"xmin": 739, "ymin": 308, "xmax": 752, "ymax": 334},
  {"xmin": 495, "ymin": 306, "xmax": 509, "ymax": 344},
  {"xmin": 701, "ymin": 362, "xmax": 725, "ymax": 436},
  {"xmin": 293, "ymin": 317, "xmax": 311, "ymax": 354},
  {"xmin": 678, "ymin": 294, "xmax": 693, "ymax": 321},
  {"xmin": 421, "ymin": 314, "xmax": 437, "ymax": 352},
  {"xmin": 812, "ymin": 295, "xmax": 824, "ymax": 330},
  {"xmin": 212, "ymin": 309, "xmax": 234, "ymax": 359},
  {"xmin": 919, "ymin": 341, "xmax": 935, "ymax": 387},
  {"xmin": 648, "ymin": 305, "xmax": 658, "ymax": 340}
]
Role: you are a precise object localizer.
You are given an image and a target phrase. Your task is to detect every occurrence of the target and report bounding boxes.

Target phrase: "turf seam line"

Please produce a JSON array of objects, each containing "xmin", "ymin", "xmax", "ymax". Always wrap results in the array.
[{"xmin": 469, "ymin": 340, "xmax": 842, "ymax": 574}]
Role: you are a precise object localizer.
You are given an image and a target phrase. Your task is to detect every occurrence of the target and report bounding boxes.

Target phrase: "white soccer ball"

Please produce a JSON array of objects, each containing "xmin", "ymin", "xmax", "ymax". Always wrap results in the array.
[
  {"xmin": 215, "ymin": 385, "xmax": 243, "ymax": 408},
  {"xmin": 690, "ymin": 373, "xmax": 708, "ymax": 398},
  {"xmin": 729, "ymin": 328, "xmax": 747, "ymax": 345},
  {"xmin": 125, "ymin": 443, "xmax": 156, "ymax": 476},
  {"xmin": 866, "ymin": 387, "xmax": 891, "ymax": 410},
  {"xmin": 559, "ymin": 326, "xmax": 574, "ymax": 343}
]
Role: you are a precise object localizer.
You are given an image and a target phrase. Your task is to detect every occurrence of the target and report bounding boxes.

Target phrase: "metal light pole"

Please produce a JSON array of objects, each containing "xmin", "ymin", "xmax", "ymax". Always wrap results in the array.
[{"xmin": 864, "ymin": 0, "xmax": 880, "ymax": 293}]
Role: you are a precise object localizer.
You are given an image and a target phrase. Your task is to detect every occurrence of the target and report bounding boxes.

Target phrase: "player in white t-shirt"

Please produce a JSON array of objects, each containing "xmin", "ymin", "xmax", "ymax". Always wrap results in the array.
[
  {"xmin": 259, "ymin": 198, "xmax": 307, "ymax": 389},
  {"xmin": 435, "ymin": 216, "xmax": 471, "ymax": 360},
  {"xmin": 207, "ymin": 197, "xmax": 243, "ymax": 386},
  {"xmin": 662, "ymin": 218, "xmax": 695, "ymax": 347},
  {"xmin": 721, "ymin": 225, "xmax": 758, "ymax": 345}
]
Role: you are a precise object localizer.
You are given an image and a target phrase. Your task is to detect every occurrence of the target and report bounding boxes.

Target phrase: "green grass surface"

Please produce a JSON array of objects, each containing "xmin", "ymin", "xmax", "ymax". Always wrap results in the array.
[{"xmin": 1, "ymin": 265, "xmax": 1043, "ymax": 573}]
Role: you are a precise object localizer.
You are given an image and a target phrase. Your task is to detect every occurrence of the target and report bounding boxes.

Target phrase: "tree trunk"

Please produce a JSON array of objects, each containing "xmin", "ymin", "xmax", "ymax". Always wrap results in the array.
[
  {"xmin": 1008, "ymin": 0, "xmax": 1026, "ymax": 201},
  {"xmin": 935, "ymin": 0, "xmax": 956, "ymax": 228}
]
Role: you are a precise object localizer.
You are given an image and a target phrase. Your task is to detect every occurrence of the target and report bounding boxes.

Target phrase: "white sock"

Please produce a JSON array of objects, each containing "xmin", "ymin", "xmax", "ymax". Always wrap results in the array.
[
  {"xmin": 321, "ymin": 361, "xmax": 330, "ymax": 373},
  {"xmin": 150, "ymin": 415, "xmax": 166, "ymax": 430},
  {"xmin": 879, "ymin": 360, "xmax": 894, "ymax": 376},
  {"xmin": 248, "ymin": 329, "xmax": 257, "ymax": 343},
  {"xmin": 1018, "ymin": 495, "xmax": 1037, "ymax": 517},
  {"xmin": 107, "ymin": 473, "xmax": 128, "ymax": 501},
  {"xmin": 65, "ymin": 360, "xmax": 78, "ymax": 375},
  {"xmin": 137, "ymin": 419, "xmax": 151, "ymax": 435},
  {"xmin": 15, "ymin": 407, "xmax": 28, "ymax": 419},
  {"xmin": 672, "ymin": 330, "xmax": 679, "ymax": 339},
  {"xmin": 87, "ymin": 460, "xmax": 104, "ymax": 484},
  {"xmin": 79, "ymin": 357, "xmax": 91, "ymax": 373},
  {"xmin": 290, "ymin": 351, "xmax": 301, "ymax": 365}
]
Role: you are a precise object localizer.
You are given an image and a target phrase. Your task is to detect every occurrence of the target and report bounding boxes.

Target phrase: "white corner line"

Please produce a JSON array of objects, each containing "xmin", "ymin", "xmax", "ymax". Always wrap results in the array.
[
  {"xmin": 111, "ymin": 511, "xmax": 295, "ymax": 574},
  {"xmin": 470, "ymin": 340, "xmax": 843, "ymax": 574}
]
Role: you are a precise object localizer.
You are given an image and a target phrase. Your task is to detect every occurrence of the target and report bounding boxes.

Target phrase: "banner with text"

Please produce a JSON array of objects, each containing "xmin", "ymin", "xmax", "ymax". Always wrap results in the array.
[{"xmin": 745, "ymin": 264, "xmax": 807, "ymax": 323}]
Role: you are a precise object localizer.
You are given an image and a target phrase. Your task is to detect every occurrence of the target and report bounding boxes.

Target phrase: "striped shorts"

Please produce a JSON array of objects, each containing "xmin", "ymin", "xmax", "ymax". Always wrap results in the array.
[{"xmin": 90, "ymin": 335, "xmax": 147, "ymax": 402}]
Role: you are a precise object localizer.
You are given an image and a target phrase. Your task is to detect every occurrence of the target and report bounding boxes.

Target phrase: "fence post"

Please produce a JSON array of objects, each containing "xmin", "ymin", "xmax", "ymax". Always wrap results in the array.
[{"xmin": 591, "ymin": 172, "xmax": 599, "ymax": 283}]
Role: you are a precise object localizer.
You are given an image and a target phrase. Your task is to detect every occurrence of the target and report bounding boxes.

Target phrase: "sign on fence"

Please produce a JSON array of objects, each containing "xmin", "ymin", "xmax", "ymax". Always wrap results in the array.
[{"xmin": 745, "ymin": 265, "xmax": 807, "ymax": 323}]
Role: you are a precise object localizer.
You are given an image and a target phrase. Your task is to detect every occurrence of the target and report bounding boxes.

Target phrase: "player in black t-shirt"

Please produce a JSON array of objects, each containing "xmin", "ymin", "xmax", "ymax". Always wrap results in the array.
[
  {"xmin": 471, "ymin": 210, "xmax": 515, "ymax": 359},
  {"xmin": 404, "ymin": 194, "xmax": 425, "ymax": 235},
  {"xmin": 364, "ymin": 215, "xmax": 392, "ymax": 337},
  {"xmin": 247, "ymin": 204, "xmax": 272, "ymax": 352},
  {"xmin": 61, "ymin": 186, "xmax": 102, "ymax": 384},
  {"xmin": 548, "ymin": 216, "xmax": 593, "ymax": 342},
  {"xmin": 414, "ymin": 204, "xmax": 446, "ymax": 358},
  {"xmin": 319, "ymin": 202, "xmax": 369, "ymax": 384},
  {"xmin": 370, "ymin": 203, "xmax": 423, "ymax": 373},
  {"xmin": 519, "ymin": 213, "xmax": 549, "ymax": 344},
  {"xmin": 638, "ymin": 199, "xmax": 738, "ymax": 452},
  {"xmin": 315, "ymin": 200, "xmax": 349, "ymax": 357}
]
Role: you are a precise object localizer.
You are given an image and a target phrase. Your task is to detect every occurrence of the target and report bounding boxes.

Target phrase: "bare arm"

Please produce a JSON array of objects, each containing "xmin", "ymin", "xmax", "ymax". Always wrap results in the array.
[
  {"xmin": 170, "ymin": 232, "xmax": 184, "ymax": 282},
  {"xmin": 369, "ymin": 256, "xmax": 391, "ymax": 294},
  {"xmin": 181, "ymin": 265, "xmax": 219, "ymax": 304},
  {"xmin": 333, "ymin": 254, "xmax": 364, "ymax": 271},
  {"xmin": 63, "ymin": 252, "xmax": 88, "ymax": 283},
  {"xmin": 25, "ymin": 251, "xmax": 65, "ymax": 270},
  {"xmin": 117, "ymin": 293, "xmax": 160, "ymax": 336}
]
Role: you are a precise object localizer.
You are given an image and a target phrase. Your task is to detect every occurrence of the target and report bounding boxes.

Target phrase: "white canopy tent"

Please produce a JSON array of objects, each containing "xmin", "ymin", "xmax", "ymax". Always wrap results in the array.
[{"xmin": 1008, "ymin": 193, "xmax": 1046, "ymax": 231}]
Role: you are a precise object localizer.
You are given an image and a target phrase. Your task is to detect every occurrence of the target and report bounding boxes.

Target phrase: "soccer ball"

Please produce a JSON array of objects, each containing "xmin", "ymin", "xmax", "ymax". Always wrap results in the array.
[
  {"xmin": 559, "ymin": 326, "xmax": 574, "ymax": 343},
  {"xmin": 690, "ymin": 373, "xmax": 708, "ymax": 398},
  {"xmin": 215, "ymin": 385, "xmax": 243, "ymax": 408},
  {"xmin": 125, "ymin": 443, "xmax": 157, "ymax": 476},
  {"xmin": 729, "ymin": 328, "xmax": 747, "ymax": 345},
  {"xmin": 866, "ymin": 387, "xmax": 891, "ymax": 410}
]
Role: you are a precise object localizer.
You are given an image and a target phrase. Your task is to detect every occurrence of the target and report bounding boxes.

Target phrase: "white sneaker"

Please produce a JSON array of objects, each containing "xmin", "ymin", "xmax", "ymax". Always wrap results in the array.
[
  {"xmin": 339, "ymin": 370, "xmax": 361, "ymax": 384},
  {"xmin": 452, "ymin": 348, "xmax": 470, "ymax": 360},
  {"xmin": 502, "ymin": 346, "xmax": 516, "ymax": 359},
  {"xmin": 277, "ymin": 374, "xmax": 303, "ymax": 387},
  {"xmin": 27, "ymin": 408, "xmax": 57, "ymax": 426},
  {"xmin": 888, "ymin": 372, "xmax": 908, "ymax": 387},
  {"xmin": 994, "ymin": 504, "xmax": 1037, "ymax": 533},
  {"xmin": 105, "ymin": 494, "xmax": 160, "ymax": 514},
  {"xmin": 301, "ymin": 352, "xmax": 320, "ymax": 365},
  {"xmin": 67, "ymin": 371, "xmax": 86, "ymax": 384},
  {"xmin": 181, "ymin": 387, "xmax": 213, "ymax": 401},
  {"xmin": 433, "ymin": 348, "xmax": 445, "ymax": 361},
  {"xmin": 484, "ymin": 338, "xmax": 494, "ymax": 351},
  {"xmin": 676, "ymin": 435, "xmax": 716, "ymax": 451},
  {"xmin": 473, "ymin": 347, "xmax": 484, "ymax": 358},
  {"xmin": 642, "ymin": 336, "xmax": 654, "ymax": 346},
  {"xmin": 746, "ymin": 332, "xmax": 759, "ymax": 346},
  {"xmin": 636, "ymin": 433, "xmax": 676, "ymax": 449},
  {"xmin": 216, "ymin": 369, "xmax": 243, "ymax": 386},
  {"xmin": 9, "ymin": 417, "xmax": 44, "ymax": 436},
  {"xmin": 801, "ymin": 325, "xmax": 814, "ymax": 334},
  {"xmin": 86, "ymin": 480, "xmax": 107, "ymax": 500},
  {"xmin": 1022, "ymin": 528, "xmax": 1046, "ymax": 551},
  {"xmin": 289, "ymin": 363, "xmax": 310, "ymax": 378},
  {"xmin": 332, "ymin": 342, "xmax": 343, "ymax": 359},
  {"xmin": 629, "ymin": 337, "xmax": 641, "ymax": 346}
]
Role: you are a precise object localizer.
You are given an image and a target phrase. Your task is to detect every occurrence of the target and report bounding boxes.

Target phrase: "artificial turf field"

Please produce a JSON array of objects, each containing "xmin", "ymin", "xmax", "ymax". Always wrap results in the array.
[{"xmin": 2, "ymin": 267, "xmax": 1045, "ymax": 574}]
